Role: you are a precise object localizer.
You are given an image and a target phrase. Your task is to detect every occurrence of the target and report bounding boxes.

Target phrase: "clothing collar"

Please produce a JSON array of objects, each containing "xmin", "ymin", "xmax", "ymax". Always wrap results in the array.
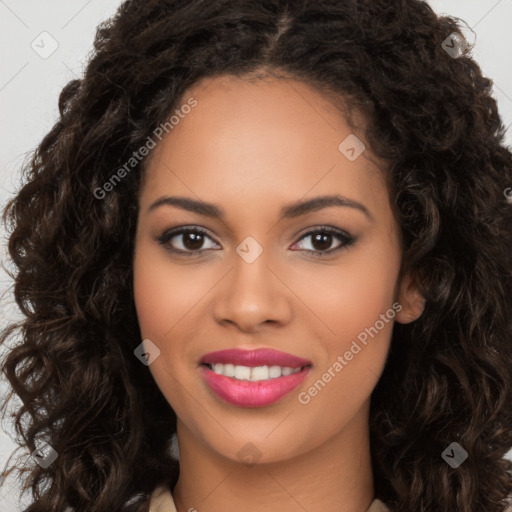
[{"xmin": 148, "ymin": 485, "xmax": 391, "ymax": 511}]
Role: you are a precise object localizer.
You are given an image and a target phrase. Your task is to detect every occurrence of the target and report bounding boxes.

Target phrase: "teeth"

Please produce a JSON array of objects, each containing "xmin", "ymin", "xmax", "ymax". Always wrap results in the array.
[
  {"xmin": 268, "ymin": 365, "xmax": 282, "ymax": 378},
  {"xmin": 223, "ymin": 363, "xmax": 235, "ymax": 377},
  {"xmin": 234, "ymin": 365, "xmax": 251, "ymax": 380},
  {"xmin": 208, "ymin": 363, "xmax": 302, "ymax": 380},
  {"xmin": 251, "ymin": 366, "xmax": 269, "ymax": 380}
]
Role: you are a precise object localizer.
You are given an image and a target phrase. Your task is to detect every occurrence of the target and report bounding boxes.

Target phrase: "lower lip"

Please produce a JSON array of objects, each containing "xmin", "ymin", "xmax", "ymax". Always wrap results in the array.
[{"xmin": 199, "ymin": 365, "xmax": 311, "ymax": 407}]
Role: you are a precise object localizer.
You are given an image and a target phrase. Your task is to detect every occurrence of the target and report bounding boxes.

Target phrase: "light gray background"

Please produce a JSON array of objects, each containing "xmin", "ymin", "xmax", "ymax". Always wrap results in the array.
[{"xmin": 1, "ymin": 1, "xmax": 511, "ymax": 510}]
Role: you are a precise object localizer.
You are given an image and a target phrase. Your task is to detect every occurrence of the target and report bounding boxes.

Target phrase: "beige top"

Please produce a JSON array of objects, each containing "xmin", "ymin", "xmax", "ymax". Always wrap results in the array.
[{"xmin": 148, "ymin": 485, "xmax": 391, "ymax": 511}]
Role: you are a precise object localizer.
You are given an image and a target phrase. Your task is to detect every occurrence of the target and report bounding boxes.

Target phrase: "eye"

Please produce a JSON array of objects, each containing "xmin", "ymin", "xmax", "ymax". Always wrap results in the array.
[
  {"xmin": 291, "ymin": 226, "xmax": 355, "ymax": 256},
  {"xmin": 156, "ymin": 225, "xmax": 355, "ymax": 257},
  {"xmin": 156, "ymin": 226, "xmax": 219, "ymax": 255}
]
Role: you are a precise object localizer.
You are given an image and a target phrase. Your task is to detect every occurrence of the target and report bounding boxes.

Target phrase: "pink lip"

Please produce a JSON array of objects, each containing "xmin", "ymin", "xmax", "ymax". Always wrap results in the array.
[
  {"xmin": 199, "ymin": 365, "xmax": 311, "ymax": 407},
  {"xmin": 199, "ymin": 348, "xmax": 312, "ymax": 408},
  {"xmin": 199, "ymin": 348, "xmax": 312, "ymax": 368}
]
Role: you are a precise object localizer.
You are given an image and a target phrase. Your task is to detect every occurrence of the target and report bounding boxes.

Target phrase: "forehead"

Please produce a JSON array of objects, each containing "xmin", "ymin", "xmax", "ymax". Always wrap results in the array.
[{"xmin": 140, "ymin": 75, "xmax": 388, "ymax": 212}]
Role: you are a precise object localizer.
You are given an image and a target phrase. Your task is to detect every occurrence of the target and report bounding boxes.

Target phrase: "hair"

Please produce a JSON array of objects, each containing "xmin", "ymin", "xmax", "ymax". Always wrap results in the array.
[{"xmin": 1, "ymin": 0, "xmax": 512, "ymax": 510}]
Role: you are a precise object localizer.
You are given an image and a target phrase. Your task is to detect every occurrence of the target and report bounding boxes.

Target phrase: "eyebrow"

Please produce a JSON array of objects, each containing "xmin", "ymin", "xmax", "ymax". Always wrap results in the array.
[{"xmin": 147, "ymin": 194, "xmax": 373, "ymax": 221}]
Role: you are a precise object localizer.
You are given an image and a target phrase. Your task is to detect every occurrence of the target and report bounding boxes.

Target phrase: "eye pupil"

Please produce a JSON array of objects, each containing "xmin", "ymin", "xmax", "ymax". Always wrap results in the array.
[
  {"xmin": 183, "ymin": 232, "xmax": 204, "ymax": 250},
  {"xmin": 312, "ymin": 232, "xmax": 332, "ymax": 251}
]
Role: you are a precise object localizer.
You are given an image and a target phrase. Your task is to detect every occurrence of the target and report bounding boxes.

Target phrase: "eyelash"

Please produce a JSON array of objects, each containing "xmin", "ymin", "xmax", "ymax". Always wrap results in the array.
[{"xmin": 156, "ymin": 225, "xmax": 356, "ymax": 258}]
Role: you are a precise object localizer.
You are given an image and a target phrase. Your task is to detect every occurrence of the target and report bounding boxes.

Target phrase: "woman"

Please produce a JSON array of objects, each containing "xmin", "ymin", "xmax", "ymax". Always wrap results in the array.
[{"xmin": 1, "ymin": 1, "xmax": 511, "ymax": 511}]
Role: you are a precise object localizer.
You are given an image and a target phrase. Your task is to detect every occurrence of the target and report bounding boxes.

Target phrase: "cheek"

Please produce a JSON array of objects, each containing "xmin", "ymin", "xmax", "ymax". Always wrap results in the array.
[
  {"xmin": 132, "ymin": 245, "xmax": 188, "ymax": 387},
  {"xmin": 295, "ymin": 238, "xmax": 400, "ymax": 407},
  {"xmin": 133, "ymin": 245, "xmax": 202, "ymax": 340},
  {"xmin": 299, "ymin": 242, "xmax": 400, "ymax": 346},
  {"xmin": 133, "ymin": 247, "xmax": 193, "ymax": 410},
  {"xmin": 133, "ymin": 243, "xmax": 215, "ymax": 377},
  {"xmin": 133, "ymin": 252, "xmax": 170, "ymax": 340}
]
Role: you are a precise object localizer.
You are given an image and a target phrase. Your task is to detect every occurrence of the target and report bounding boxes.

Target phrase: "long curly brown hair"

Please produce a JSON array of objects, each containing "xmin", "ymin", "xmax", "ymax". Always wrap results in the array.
[{"xmin": 1, "ymin": 0, "xmax": 512, "ymax": 510}]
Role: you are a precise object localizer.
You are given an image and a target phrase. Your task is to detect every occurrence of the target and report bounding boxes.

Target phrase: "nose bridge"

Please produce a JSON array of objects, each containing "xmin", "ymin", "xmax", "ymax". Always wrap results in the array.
[
  {"xmin": 230, "ymin": 235, "xmax": 275, "ymax": 304},
  {"xmin": 235, "ymin": 240, "xmax": 270, "ymax": 288},
  {"xmin": 213, "ymin": 234, "xmax": 292, "ymax": 330}
]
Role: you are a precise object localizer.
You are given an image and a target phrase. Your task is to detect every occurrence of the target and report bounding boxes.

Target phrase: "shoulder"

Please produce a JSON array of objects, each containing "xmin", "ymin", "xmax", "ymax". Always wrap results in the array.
[
  {"xmin": 367, "ymin": 497, "xmax": 512, "ymax": 511},
  {"xmin": 147, "ymin": 487, "xmax": 512, "ymax": 512},
  {"xmin": 368, "ymin": 498, "xmax": 391, "ymax": 512},
  {"xmin": 148, "ymin": 486, "xmax": 390, "ymax": 512},
  {"xmin": 148, "ymin": 485, "xmax": 177, "ymax": 512}
]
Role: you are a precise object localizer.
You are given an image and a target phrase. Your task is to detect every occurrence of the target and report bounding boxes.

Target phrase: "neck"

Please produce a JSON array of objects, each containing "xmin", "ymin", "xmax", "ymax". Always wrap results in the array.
[{"xmin": 172, "ymin": 402, "xmax": 375, "ymax": 512}]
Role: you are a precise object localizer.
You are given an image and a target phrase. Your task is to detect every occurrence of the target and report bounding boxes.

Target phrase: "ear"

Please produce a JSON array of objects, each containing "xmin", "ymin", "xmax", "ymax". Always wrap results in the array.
[{"xmin": 395, "ymin": 271, "xmax": 425, "ymax": 324}]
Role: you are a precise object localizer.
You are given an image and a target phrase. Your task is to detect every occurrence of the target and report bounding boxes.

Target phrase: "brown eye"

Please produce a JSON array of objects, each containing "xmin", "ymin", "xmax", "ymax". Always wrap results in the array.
[
  {"xmin": 157, "ymin": 227, "xmax": 219, "ymax": 254},
  {"xmin": 311, "ymin": 232, "xmax": 334, "ymax": 251},
  {"xmin": 181, "ymin": 231, "xmax": 206, "ymax": 251},
  {"xmin": 291, "ymin": 227, "xmax": 355, "ymax": 256},
  {"xmin": 156, "ymin": 225, "xmax": 355, "ymax": 257}
]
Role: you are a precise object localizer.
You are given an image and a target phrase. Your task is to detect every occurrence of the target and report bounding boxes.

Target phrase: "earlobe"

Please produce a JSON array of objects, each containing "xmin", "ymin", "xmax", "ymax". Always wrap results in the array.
[{"xmin": 395, "ymin": 272, "xmax": 426, "ymax": 324}]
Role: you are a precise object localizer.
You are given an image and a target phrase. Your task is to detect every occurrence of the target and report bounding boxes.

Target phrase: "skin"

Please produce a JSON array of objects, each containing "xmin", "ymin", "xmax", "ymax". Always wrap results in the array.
[{"xmin": 133, "ymin": 73, "xmax": 425, "ymax": 512}]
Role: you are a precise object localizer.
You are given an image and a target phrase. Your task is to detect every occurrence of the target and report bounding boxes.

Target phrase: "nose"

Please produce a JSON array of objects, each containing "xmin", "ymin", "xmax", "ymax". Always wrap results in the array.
[{"xmin": 212, "ymin": 249, "xmax": 293, "ymax": 333}]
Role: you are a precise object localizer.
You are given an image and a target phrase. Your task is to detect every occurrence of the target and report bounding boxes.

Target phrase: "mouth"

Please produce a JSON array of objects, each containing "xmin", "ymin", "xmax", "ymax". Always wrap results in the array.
[{"xmin": 198, "ymin": 348, "xmax": 313, "ymax": 407}]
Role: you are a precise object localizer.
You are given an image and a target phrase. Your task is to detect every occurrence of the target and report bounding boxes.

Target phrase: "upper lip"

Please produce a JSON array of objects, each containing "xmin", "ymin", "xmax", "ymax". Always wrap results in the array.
[{"xmin": 199, "ymin": 348, "xmax": 312, "ymax": 368}]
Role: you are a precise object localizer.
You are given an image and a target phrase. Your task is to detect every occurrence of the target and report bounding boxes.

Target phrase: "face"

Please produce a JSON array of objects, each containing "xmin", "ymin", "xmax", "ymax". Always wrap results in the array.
[{"xmin": 133, "ymin": 74, "xmax": 424, "ymax": 465}]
